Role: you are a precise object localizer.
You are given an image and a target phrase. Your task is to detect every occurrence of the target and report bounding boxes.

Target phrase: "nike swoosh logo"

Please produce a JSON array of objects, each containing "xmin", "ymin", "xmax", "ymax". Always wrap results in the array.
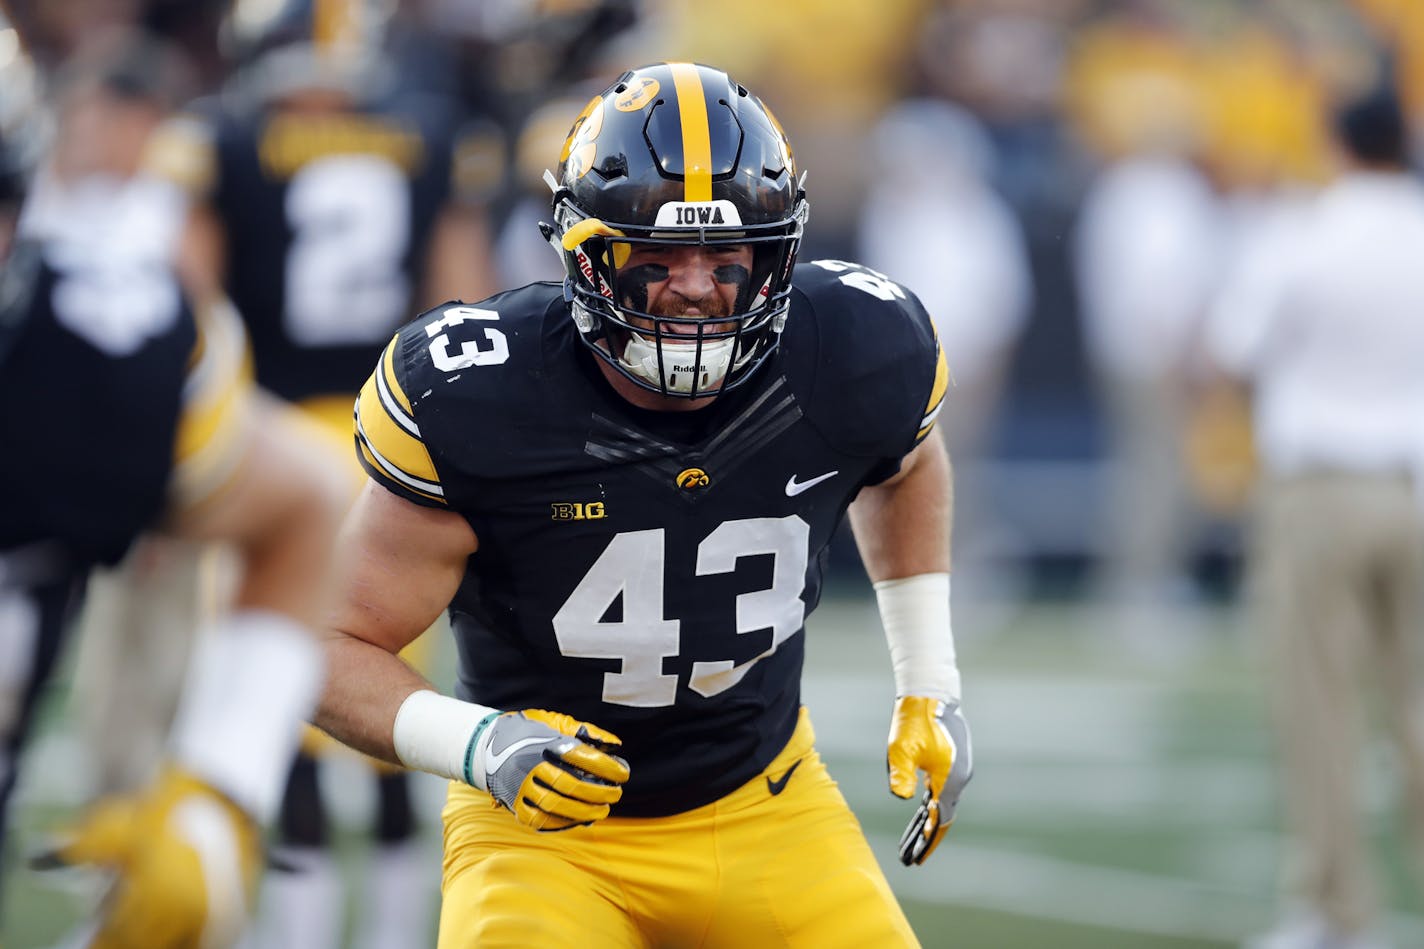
[
  {"xmin": 785, "ymin": 470, "xmax": 838, "ymax": 497},
  {"xmin": 766, "ymin": 759, "xmax": 802, "ymax": 796},
  {"xmin": 486, "ymin": 736, "xmax": 548, "ymax": 772}
]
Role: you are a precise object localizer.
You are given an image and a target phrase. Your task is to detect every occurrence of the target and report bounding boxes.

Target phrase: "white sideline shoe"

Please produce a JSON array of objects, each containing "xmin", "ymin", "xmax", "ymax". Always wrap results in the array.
[{"xmin": 1245, "ymin": 910, "xmax": 1392, "ymax": 949}]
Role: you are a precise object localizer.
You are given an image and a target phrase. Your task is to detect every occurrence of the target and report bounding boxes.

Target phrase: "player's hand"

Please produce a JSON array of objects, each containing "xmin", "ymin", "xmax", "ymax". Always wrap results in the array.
[
  {"xmin": 32, "ymin": 767, "xmax": 260, "ymax": 948},
  {"xmin": 471, "ymin": 709, "xmax": 631, "ymax": 832},
  {"xmin": 887, "ymin": 696, "xmax": 973, "ymax": 866}
]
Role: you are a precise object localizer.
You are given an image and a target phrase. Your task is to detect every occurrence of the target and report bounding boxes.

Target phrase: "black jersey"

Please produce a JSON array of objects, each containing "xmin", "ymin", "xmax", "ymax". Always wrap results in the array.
[
  {"xmin": 0, "ymin": 240, "xmax": 194, "ymax": 568},
  {"xmin": 162, "ymin": 96, "xmax": 500, "ymax": 403},
  {"xmin": 355, "ymin": 260, "xmax": 949, "ymax": 816}
]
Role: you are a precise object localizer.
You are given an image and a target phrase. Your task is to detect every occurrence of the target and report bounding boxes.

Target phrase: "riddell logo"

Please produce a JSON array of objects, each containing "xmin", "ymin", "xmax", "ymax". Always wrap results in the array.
[
  {"xmin": 676, "ymin": 468, "xmax": 710, "ymax": 490},
  {"xmin": 574, "ymin": 249, "xmax": 614, "ymax": 299},
  {"xmin": 575, "ymin": 249, "xmax": 595, "ymax": 281}
]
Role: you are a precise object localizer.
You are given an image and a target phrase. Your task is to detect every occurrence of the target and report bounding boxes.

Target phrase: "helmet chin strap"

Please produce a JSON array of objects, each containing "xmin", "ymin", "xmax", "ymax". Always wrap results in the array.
[{"xmin": 620, "ymin": 333, "xmax": 736, "ymax": 394}]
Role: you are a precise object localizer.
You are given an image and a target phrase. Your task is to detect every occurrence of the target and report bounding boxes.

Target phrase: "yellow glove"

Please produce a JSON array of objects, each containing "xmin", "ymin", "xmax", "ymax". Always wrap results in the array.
[
  {"xmin": 471, "ymin": 709, "xmax": 631, "ymax": 832},
  {"xmin": 34, "ymin": 767, "xmax": 261, "ymax": 949},
  {"xmin": 887, "ymin": 696, "xmax": 973, "ymax": 866}
]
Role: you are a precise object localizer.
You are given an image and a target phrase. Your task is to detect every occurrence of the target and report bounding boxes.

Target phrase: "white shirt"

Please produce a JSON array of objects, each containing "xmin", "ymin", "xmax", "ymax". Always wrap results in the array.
[
  {"xmin": 1207, "ymin": 171, "xmax": 1424, "ymax": 475},
  {"xmin": 857, "ymin": 101, "xmax": 1031, "ymax": 387},
  {"xmin": 1074, "ymin": 156, "xmax": 1223, "ymax": 379}
]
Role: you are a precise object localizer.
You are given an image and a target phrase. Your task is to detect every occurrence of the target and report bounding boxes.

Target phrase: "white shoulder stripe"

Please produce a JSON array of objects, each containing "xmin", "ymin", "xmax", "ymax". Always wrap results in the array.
[
  {"xmin": 920, "ymin": 399, "xmax": 944, "ymax": 430},
  {"xmin": 376, "ymin": 363, "xmax": 420, "ymax": 437},
  {"xmin": 356, "ymin": 419, "xmax": 445, "ymax": 498}
]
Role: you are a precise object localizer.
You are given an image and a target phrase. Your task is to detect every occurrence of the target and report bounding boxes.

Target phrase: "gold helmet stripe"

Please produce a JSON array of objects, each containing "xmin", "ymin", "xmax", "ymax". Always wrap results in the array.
[{"xmin": 669, "ymin": 63, "xmax": 712, "ymax": 202}]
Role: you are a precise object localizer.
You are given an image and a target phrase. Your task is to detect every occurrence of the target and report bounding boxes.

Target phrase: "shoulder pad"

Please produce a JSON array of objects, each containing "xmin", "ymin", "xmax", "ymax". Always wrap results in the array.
[
  {"xmin": 355, "ymin": 284, "xmax": 565, "ymax": 503},
  {"xmin": 355, "ymin": 327, "xmax": 447, "ymax": 508},
  {"xmin": 788, "ymin": 260, "xmax": 947, "ymax": 460}
]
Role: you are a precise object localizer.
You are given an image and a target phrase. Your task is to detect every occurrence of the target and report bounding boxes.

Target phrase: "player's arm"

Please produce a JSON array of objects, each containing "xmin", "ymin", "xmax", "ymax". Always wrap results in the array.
[
  {"xmin": 419, "ymin": 121, "xmax": 505, "ymax": 307},
  {"xmin": 315, "ymin": 479, "xmax": 475, "ymax": 763},
  {"xmin": 849, "ymin": 425, "xmax": 974, "ymax": 866},
  {"xmin": 174, "ymin": 203, "xmax": 227, "ymax": 306},
  {"xmin": 316, "ymin": 480, "xmax": 630, "ymax": 832},
  {"xmin": 318, "ymin": 336, "xmax": 629, "ymax": 831},
  {"xmin": 421, "ymin": 203, "xmax": 499, "ymax": 308},
  {"xmin": 143, "ymin": 112, "xmax": 227, "ymax": 305}
]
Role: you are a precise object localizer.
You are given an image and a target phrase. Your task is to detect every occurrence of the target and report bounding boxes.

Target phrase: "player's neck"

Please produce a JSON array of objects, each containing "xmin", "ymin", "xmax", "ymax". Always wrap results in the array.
[{"xmin": 595, "ymin": 358, "xmax": 720, "ymax": 413}]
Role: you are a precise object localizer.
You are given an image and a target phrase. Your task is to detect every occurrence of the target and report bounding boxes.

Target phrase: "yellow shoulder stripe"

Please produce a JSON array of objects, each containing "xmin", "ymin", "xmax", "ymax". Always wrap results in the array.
[
  {"xmin": 916, "ymin": 341, "xmax": 950, "ymax": 441},
  {"xmin": 382, "ymin": 336, "xmax": 414, "ymax": 416},
  {"xmin": 172, "ymin": 298, "xmax": 252, "ymax": 504},
  {"xmin": 355, "ymin": 370, "xmax": 444, "ymax": 500},
  {"xmin": 358, "ymin": 441, "xmax": 445, "ymax": 503}
]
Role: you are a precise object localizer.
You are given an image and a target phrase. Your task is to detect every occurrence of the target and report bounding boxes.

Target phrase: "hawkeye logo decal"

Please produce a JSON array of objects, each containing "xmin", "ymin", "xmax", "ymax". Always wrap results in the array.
[
  {"xmin": 551, "ymin": 502, "xmax": 607, "ymax": 521},
  {"xmin": 676, "ymin": 468, "xmax": 710, "ymax": 490},
  {"xmin": 614, "ymin": 77, "xmax": 659, "ymax": 112},
  {"xmin": 560, "ymin": 96, "xmax": 604, "ymax": 180}
]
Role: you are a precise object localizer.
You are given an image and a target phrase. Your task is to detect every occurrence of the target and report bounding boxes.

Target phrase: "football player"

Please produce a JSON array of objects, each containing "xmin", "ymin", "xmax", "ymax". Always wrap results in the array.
[
  {"xmin": 139, "ymin": 2, "xmax": 503, "ymax": 944},
  {"xmin": 315, "ymin": 62, "xmax": 974, "ymax": 948},
  {"xmin": 0, "ymin": 42, "xmax": 344, "ymax": 945}
]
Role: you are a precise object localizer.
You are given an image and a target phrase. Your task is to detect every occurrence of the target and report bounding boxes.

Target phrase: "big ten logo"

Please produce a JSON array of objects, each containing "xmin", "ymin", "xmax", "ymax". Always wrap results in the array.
[{"xmin": 551, "ymin": 501, "xmax": 607, "ymax": 521}]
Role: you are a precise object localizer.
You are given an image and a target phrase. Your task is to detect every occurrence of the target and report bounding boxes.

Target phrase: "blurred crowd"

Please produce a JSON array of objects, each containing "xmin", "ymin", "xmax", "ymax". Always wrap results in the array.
[
  {"xmin": 1, "ymin": 0, "xmax": 1418, "ymax": 599},
  {"xmin": 5, "ymin": 0, "xmax": 1424, "ymax": 946}
]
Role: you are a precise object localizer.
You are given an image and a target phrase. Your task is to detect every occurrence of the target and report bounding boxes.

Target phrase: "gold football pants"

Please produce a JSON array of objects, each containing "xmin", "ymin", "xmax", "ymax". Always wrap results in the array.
[{"xmin": 438, "ymin": 707, "xmax": 919, "ymax": 948}]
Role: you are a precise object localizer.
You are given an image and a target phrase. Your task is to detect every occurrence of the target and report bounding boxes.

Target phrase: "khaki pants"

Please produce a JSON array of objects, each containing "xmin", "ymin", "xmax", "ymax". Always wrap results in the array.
[
  {"xmin": 1252, "ymin": 472, "xmax": 1424, "ymax": 932},
  {"xmin": 70, "ymin": 537, "xmax": 233, "ymax": 795},
  {"xmin": 1098, "ymin": 371, "xmax": 1195, "ymax": 606}
]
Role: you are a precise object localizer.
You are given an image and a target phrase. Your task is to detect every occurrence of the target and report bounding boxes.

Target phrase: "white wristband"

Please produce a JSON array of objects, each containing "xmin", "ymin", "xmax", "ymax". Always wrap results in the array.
[
  {"xmin": 392, "ymin": 690, "xmax": 501, "ymax": 790},
  {"xmin": 168, "ymin": 610, "xmax": 324, "ymax": 822},
  {"xmin": 874, "ymin": 572, "xmax": 961, "ymax": 703}
]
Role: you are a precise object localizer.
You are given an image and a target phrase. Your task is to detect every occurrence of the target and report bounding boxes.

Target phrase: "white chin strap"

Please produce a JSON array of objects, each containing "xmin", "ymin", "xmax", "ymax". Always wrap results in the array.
[{"xmin": 620, "ymin": 334, "xmax": 736, "ymax": 394}]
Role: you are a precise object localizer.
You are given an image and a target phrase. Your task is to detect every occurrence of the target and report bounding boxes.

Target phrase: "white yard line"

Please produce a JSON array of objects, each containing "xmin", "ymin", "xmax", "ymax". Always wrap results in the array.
[{"xmin": 880, "ymin": 839, "xmax": 1424, "ymax": 946}]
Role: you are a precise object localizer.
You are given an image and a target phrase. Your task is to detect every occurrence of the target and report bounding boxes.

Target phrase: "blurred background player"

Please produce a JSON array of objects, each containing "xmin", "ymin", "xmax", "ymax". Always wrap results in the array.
[
  {"xmin": 35, "ymin": 17, "xmax": 231, "ymax": 822},
  {"xmin": 857, "ymin": 97, "xmax": 1031, "ymax": 621},
  {"xmin": 1208, "ymin": 82, "xmax": 1424, "ymax": 949},
  {"xmin": 143, "ymin": 1, "xmax": 504, "ymax": 946},
  {"xmin": 0, "ymin": 23, "xmax": 345, "ymax": 945},
  {"xmin": 1069, "ymin": 0, "xmax": 1225, "ymax": 637}
]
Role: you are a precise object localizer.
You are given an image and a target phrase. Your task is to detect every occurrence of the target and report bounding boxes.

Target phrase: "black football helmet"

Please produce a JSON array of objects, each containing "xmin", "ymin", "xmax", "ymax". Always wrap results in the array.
[{"xmin": 544, "ymin": 62, "xmax": 808, "ymax": 398}]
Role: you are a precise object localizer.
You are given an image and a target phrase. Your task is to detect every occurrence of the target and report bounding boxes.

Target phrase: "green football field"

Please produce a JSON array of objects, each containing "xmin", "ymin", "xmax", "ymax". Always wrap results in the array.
[{"xmin": 5, "ymin": 593, "xmax": 1423, "ymax": 948}]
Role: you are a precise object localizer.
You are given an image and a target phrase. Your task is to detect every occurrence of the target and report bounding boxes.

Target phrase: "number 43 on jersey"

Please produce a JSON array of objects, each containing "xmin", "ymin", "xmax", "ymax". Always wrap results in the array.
[{"xmin": 553, "ymin": 516, "xmax": 809, "ymax": 708}]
